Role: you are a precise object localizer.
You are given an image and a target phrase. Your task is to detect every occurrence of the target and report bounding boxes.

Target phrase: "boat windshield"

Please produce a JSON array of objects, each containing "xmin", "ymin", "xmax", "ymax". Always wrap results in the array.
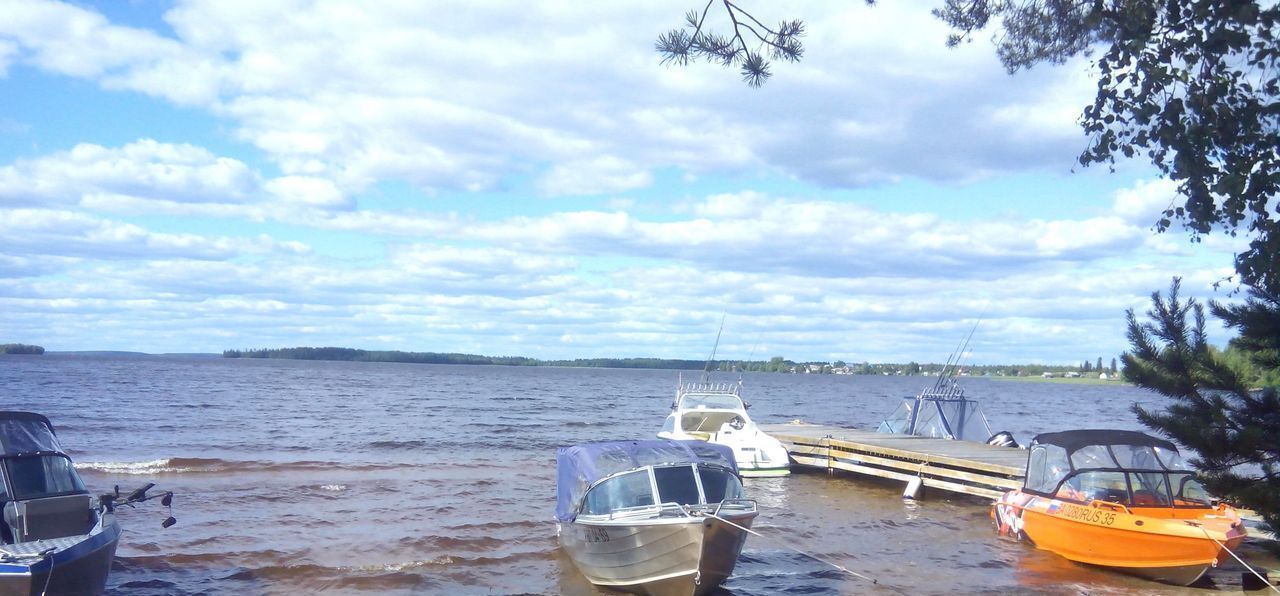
[
  {"xmin": 681, "ymin": 394, "xmax": 743, "ymax": 411},
  {"xmin": 1051, "ymin": 470, "xmax": 1213, "ymax": 508},
  {"xmin": 3, "ymin": 454, "xmax": 87, "ymax": 500},
  {"xmin": 580, "ymin": 464, "xmax": 744, "ymax": 516},
  {"xmin": 583, "ymin": 469, "xmax": 653, "ymax": 514}
]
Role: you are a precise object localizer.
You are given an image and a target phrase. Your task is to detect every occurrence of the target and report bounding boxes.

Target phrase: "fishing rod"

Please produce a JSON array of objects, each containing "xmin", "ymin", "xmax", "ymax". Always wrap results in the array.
[
  {"xmin": 932, "ymin": 312, "xmax": 984, "ymax": 394},
  {"xmin": 701, "ymin": 313, "xmax": 726, "ymax": 381}
]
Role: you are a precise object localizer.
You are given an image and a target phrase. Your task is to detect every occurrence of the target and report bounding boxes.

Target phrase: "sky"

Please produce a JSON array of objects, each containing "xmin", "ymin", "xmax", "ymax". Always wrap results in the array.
[{"xmin": 0, "ymin": 0, "xmax": 1248, "ymax": 364}]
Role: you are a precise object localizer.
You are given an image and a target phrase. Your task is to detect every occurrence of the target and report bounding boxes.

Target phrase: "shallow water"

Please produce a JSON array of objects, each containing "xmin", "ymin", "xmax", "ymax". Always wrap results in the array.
[{"xmin": 2, "ymin": 355, "xmax": 1273, "ymax": 594}]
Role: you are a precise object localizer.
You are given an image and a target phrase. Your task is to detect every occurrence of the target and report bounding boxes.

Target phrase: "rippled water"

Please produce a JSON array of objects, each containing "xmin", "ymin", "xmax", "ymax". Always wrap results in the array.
[{"xmin": 2, "ymin": 354, "xmax": 1274, "ymax": 595}]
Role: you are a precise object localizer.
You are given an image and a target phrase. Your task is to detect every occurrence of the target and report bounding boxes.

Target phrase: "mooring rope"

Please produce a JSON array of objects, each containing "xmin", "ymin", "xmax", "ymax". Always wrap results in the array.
[
  {"xmin": 1199, "ymin": 526, "xmax": 1279, "ymax": 593},
  {"xmin": 707, "ymin": 513, "xmax": 908, "ymax": 593}
]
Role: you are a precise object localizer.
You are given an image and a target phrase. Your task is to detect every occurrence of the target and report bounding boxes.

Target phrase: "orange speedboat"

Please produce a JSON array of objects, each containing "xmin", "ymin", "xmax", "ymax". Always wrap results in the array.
[{"xmin": 993, "ymin": 429, "xmax": 1246, "ymax": 586}]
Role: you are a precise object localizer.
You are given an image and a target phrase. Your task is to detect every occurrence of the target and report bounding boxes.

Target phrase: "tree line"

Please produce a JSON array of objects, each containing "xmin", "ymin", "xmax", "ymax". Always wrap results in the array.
[
  {"xmin": 222, "ymin": 347, "xmax": 709, "ymax": 370},
  {"xmin": 0, "ymin": 344, "xmax": 44, "ymax": 355},
  {"xmin": 223, "ymin": 347, "xmax": 1154, "ymax": 378}
]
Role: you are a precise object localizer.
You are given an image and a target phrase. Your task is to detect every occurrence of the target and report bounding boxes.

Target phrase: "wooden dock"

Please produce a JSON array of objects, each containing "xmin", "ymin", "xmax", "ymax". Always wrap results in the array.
[{"xmin": 760, "ymin": 422, "xmax": 1026, "ymax": 500}]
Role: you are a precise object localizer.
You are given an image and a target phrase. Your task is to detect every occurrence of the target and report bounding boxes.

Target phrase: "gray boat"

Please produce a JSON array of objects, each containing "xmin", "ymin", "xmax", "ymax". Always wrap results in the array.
[
  {"xmin": 556, "ymin": 439, "xmax": 758, "ymax": 596},
  {"xmin": 0, "ymin": 412, "xmax": 172, "ymax": 596}
]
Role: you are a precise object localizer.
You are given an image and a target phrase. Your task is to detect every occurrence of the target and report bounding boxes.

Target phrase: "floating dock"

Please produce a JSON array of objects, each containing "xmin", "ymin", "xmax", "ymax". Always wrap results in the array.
[{"xmin": 759, "ymin": 422, "xmax": 1025, "ymax": 500}]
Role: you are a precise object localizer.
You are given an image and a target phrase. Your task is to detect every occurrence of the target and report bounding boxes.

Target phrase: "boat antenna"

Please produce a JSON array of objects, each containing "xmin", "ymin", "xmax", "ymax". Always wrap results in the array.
[{"xmin": 702, "ymin": 313, "xmax": 726, "ymax": 381}]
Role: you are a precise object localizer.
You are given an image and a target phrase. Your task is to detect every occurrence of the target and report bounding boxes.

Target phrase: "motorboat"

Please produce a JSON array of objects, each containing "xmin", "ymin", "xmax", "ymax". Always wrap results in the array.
[
  {"xmin": 993, "ymin": 429, "xmax": 1247, "ymax": 586},
  {"xmin": 0, "ymin": 411, "xmax": 172, "ymax": 596},
  {"xmin": 657, "ymin": 376, "xmax": 790, "ymax": 477},
  {"xmin": 556, "ymin": 439, "xmax": 759, "ymax": 596}
]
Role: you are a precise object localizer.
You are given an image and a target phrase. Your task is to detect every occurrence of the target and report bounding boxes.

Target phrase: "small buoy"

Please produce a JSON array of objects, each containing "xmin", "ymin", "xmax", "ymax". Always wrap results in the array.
[{"xmin": 903, "ymin": 477, "xmax": 923, "ymax": 500}]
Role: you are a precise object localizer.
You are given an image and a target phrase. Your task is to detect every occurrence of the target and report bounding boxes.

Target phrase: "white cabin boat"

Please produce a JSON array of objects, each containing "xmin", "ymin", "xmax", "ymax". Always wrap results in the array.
[
  {"xmin": 657, "ymin": 377, "xmax": 790, "ymax": 477},
  {"xmin": 556, "ymin": 440, "xmax": 758, "ymax": 596}
]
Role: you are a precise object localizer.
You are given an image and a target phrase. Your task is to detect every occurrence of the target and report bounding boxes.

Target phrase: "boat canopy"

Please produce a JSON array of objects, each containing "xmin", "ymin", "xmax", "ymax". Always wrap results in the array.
[
  {"xmin": 555, "ymin": 439, "xmax": 737, "ymax": 522},
  {"xmin": 1023, "ymin": 429, "xmax": 1198, "ymax": 501},
  {"xmin": 876, "ymin": 389, "xmax": 994, "ymax": 442},
  {"xmin": 0, "ymin": 411, "xmax": 65, "ymax": 458},
  {"xmin": 1031, "ymin": 429, "xmax": 1178, "ymax": 454}
]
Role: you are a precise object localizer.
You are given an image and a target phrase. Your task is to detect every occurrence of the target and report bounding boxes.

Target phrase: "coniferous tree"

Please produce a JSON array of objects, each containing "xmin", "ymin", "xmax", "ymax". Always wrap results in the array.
[{"xmin": 1123, "ymin": 279, "xmax": 1280, "ymax": 541}]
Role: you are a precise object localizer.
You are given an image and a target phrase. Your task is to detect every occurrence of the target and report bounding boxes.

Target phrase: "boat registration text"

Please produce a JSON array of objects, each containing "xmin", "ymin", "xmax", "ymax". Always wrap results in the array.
[{"xmin": 1057, "ymin": 503, "xmax": 1117, "ymax": 526}]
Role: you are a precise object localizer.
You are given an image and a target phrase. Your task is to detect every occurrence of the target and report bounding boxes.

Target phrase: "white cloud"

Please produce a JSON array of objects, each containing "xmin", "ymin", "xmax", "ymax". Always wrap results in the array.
[
  {"xmin": 536, "ymin": 156, "xmax": 653, "ymax": 196},
  {"xmin": 264, "ymin": 176, "xmax": 349, "ymax": 209},
  {"xmin": 0, "ymin": 1, "xmax": 1105, "ymax": 196},
  {"xmin": 0, "ymin": 140, "xmax": 257, "ymax": 208},
  {"xmin": 0, "ymin": 208, "xmax": 309, "ymax": 261},
  {"xmin": 1113, "ymin": 178, "xmax": 1178, "ymax": 224}
]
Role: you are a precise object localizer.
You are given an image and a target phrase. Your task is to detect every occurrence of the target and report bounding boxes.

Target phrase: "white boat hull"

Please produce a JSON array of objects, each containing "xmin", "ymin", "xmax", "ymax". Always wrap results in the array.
[{"xmin": 560, "ymin": 511, "xmax": 757, "ymax": 596}]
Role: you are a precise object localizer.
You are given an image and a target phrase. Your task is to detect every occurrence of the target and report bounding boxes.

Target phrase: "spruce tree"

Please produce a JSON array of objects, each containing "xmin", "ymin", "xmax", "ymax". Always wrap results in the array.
[{"xmin": 1123, "ymin": 278, "xmax": 1280, "ymax": 542}]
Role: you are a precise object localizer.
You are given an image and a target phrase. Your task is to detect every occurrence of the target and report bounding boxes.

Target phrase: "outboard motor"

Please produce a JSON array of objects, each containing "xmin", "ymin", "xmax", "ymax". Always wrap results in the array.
[{"xmin": 986, "ymin": 431, "xmax": 1020, "ymax": 449}]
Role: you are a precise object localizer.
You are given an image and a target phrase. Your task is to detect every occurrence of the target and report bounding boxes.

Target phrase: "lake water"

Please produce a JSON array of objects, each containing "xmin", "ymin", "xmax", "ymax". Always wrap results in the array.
[{"xmin": 2, "ymin": 354, "xmax": 1274, "ymax": 595}]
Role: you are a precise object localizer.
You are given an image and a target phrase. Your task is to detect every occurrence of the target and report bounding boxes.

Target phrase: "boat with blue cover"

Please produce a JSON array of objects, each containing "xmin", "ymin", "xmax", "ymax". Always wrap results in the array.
[
  {"xmin": 0, "ymin": 411, "xmax": 171, "ymax": 596},
  {"xmin": 556, "ymin": 439, "xmax": 758, "ymax": 596}
]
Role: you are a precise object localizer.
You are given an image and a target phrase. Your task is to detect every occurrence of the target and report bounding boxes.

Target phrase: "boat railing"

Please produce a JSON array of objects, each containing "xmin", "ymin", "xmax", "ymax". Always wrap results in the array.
[
  {"xmin": 603, "ymin": 499, "xmax": 756, "ymax": 520},
  {"xmin": 915, "ymin": 386, "xmax": 967, "ymax": 401},
  {"xmin": 1088, "ymin": 499, "xmax": 1132, "ymax": 514},
  {"xmin": 677, "ymin": 382, "xmax": 741, "ymax": 397}
]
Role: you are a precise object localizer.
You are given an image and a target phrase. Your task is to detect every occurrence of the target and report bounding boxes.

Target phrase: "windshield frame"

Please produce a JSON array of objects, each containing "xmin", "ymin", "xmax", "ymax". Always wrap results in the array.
[{"xmin": 577, "ymin": 462, "xmax": 744, "ymax": 518}]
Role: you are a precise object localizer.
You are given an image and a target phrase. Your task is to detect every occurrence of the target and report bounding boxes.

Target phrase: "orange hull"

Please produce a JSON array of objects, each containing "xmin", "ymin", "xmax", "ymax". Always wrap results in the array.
[{"xmin": 994, "ymin": 491, "xmax": 1246, "ymax": 586}]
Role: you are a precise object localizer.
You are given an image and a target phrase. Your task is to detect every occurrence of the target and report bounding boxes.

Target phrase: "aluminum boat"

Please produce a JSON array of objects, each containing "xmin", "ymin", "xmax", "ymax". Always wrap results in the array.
[
  {"xmin": 0, "ymin": 411, "xmax": 173, "ymax": 596},
  {"xmin": 556, "ymin": 439, "xmax": 758, "ymax": 596},
  {"xmin": 658, "ymin": 377, "xmax": 789, "ymax": 477},
  {"xmin": 993, "ymin": 429, "xmax": 1247, "ymax": 585}
]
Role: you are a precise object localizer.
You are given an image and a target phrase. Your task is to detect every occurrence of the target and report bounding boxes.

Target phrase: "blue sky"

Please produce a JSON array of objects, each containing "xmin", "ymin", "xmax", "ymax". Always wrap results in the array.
[{"xmin": 0, "ymin": 1, "xmax": 1245, "ymax": 364}]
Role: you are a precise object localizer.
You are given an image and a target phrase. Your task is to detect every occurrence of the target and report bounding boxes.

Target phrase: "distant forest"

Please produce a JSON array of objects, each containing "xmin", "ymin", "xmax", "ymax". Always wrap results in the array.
[
  {"xmin": 222, "ymin": 347, "xmax": 708, "ymax": 370},
  {"xmin": 0, "ymin": 344, "xmax": 44, "ymax": 355},
  {"xmin": 222, "ymin": 346, "xmax": 1124, "ymax": 377}
]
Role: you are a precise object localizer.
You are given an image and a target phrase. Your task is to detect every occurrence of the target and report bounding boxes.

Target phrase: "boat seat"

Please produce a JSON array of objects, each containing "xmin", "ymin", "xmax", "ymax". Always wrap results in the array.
[
  {"xmin": 3, "ymin": 494, "xmax": 94, "ymax": 542},
  {"xmin": 686, "ymin": 431, "xmax": 712, "ymax": 441}
]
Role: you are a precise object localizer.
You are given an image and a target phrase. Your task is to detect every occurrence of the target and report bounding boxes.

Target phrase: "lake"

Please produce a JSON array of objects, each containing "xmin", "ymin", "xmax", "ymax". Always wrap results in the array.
[{"xmin": 2, "ymin": 354, "xmax": 1273, "ymax": 594}]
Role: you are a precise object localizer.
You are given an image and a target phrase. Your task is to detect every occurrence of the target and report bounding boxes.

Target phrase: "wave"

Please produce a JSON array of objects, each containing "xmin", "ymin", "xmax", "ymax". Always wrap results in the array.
[
  {"xmin": 365, "ymin": 440, "xmax": 430, "ymax": 451},
  {"xmin": 75, "ymin": 457, "xmax": 414, "ymax": 475}
]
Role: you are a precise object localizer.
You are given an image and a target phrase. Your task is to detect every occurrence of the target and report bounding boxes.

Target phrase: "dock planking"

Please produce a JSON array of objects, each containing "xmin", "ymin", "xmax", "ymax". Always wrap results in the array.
[{"xmin": 760, "ymin": 422, "xmax": 1025, "ymax": 500}]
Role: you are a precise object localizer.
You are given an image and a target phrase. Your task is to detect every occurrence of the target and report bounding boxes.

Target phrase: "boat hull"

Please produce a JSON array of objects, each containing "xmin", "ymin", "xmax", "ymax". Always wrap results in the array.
[
  {"xmin": 994, "ymin": 490, "xmax": 1245, "ymax": 586},
  {"xmin": 0, "ymin": 512, "xmax": 120, "ymax": 596},
  {"xmin": 560, "ymin": 511, "xmax": 757, "ymax": 596},
  {"xmin": 738, "ymin": 465, "xmax": 790, "ymax": 478}
]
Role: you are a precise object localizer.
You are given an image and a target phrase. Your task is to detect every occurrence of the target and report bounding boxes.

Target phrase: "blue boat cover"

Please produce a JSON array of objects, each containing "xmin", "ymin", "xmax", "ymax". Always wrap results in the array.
[
  {"xmin": 555, "ymin": 439, "xmax": 736, "ymax": 522},
  {"xmin": 0, "ymin": 412, "xmax": 65, "ymax": 458}
]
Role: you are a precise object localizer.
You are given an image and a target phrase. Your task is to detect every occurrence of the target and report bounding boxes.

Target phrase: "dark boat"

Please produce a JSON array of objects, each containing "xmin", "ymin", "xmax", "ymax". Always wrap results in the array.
[{"xmin": 0, "ymin": 411, "xmax": 169, "ymax": 596}]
